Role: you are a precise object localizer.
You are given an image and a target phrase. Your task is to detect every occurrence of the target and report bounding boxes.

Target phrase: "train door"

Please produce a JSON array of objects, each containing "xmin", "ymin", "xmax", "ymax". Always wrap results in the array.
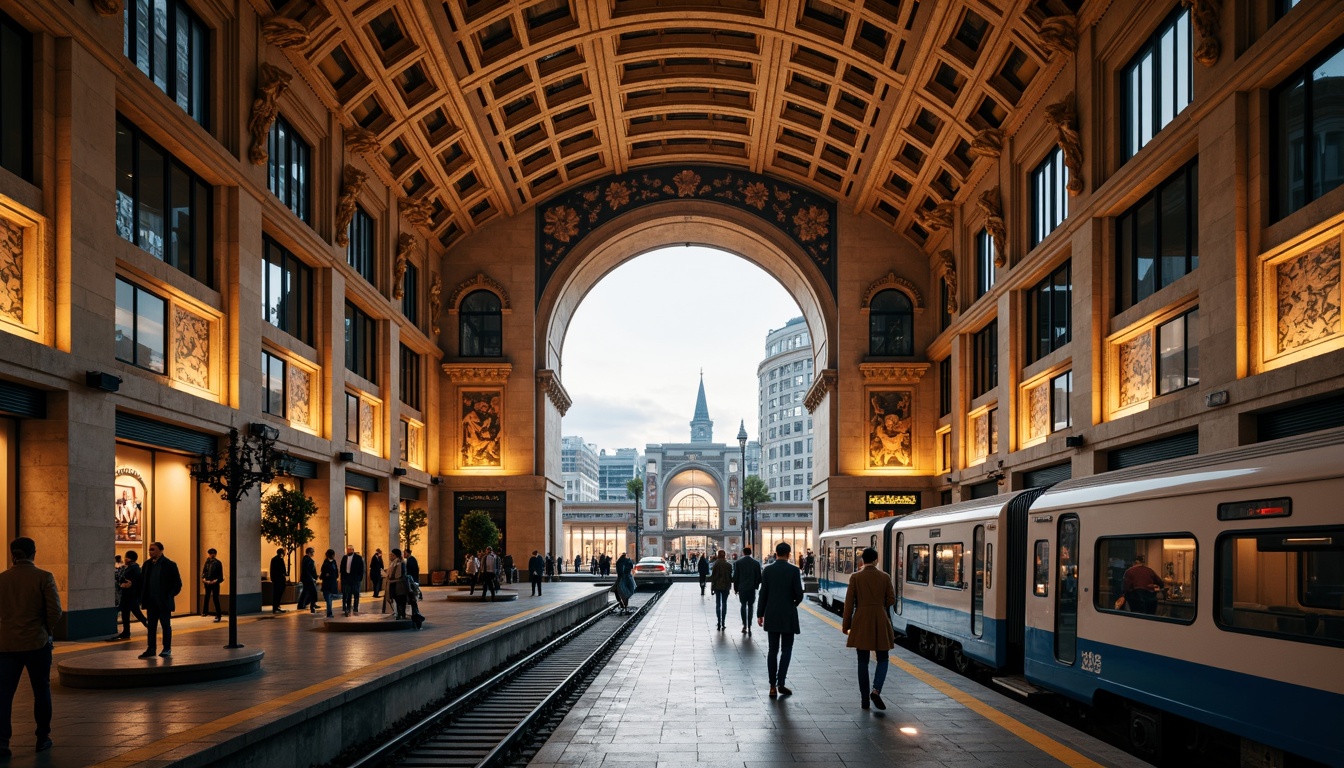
[
  {"xmin": 972, "ymin": 525, "xmax": 985, "ymax": 637},
  {"xmin": 1055, "ymin": 515, "xmax": 1079, "ymax": 663},
  {"xmin": 1006, "ymin": 487, "xmax": 1047, "ymax": 670},
  {"xmin": 894, "ymin": 532, "xmax": 904, "ymax": 615}
]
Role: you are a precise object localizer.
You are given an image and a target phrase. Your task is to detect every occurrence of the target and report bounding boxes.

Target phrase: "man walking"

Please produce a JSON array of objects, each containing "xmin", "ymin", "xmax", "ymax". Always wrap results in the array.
[
  {"xmin": 732, "ymin": 546, "xmax": 762, "ymax": 635},
  {"xmin": 481, "ymin": 547, "xmax": 500, "ymax": 601},
  {"xmin": 369, "ymin": 548, "xmax": 384, "ymax": 599},
  {"xmin": 502, "ymin": 552, "xmax": 515, "ymax": 584},
  {"xmin": 140, "ymin": 542, "xmax": 182, "ymax": 659},
  {"xmin": 757, "ymin": 541, "xmax": 803, "ymax": 698},
  {"xmin": 200, "ymin": 548, "xmax": 222, "ymax": 622},
  {"xmin": 528, "ymin": 550, "xmax": 545, "ymax": 596},
  {"xmin": 697, "ymin": 550, "xmax": 710, "ymax": 596},
  {"xmin": 0, "ymin": 537, "xmax": 63, "ymax": 756},
  {"xmin": 110, "ymin": 550, "xmax": 147, "ymax": 640},
  {"xmin": 269, "ymin": 547, "xmax": 288, "ymax": 613},
  {"xmin": 297, "ymin": 547, "xmax": 319, "ymax": 613},
  {"xmin": 341, "ymin": 545, "xmax": 365, "ymax": 616},
  {"xmin": 465, "ymin": 551, "xmax": 480, "ymax": 595},
  {"xmin": 709, "ymin": 550, "xmax": 733, "ymax": 630},
  {"xmin": 404, "ymin": 548, "xmax": 420, "ymax": 586},
  {"xmin": 544, "ymin": 552, "xmax": 555, "ymax": 582}
]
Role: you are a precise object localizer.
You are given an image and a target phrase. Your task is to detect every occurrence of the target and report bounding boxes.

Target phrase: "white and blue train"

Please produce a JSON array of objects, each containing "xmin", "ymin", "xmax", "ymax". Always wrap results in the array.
[{"xmin": 819, "ymin": 428, "xmax": 1344, "ymax": 766}]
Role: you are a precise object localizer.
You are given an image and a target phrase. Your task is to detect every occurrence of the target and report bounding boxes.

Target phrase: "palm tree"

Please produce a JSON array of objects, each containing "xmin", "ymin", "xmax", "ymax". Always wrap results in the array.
[
  {"xmin": 742, "ymin": 475, "xmax": 771, "ymax": 551},
  {"xmin": 626, "ymin": 476, "xmax": 644, "ymax": 559}
]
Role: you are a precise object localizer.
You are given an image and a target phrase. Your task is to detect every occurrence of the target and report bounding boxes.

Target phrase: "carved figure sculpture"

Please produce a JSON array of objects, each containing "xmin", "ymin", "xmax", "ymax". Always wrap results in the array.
[
  {"xmin": 1037, "ymin": 16, "xmax": 1078, "ymax": 58},
  {"xmin": 935, "ymin": 250, "xmax": 958, "ymax": 315},
  {"xmin": 92, "ymin": 0, "xmax": 123, "ymax": 15},
  {"xmin": 261, "ymin": 16, "xmax": 310, "ymax": 49},
  {"xmin": 977, "ymin": 187, "xmax": 1008, "ymax": 268},
  {"xmin": 970, "ymin": 128, "xmax": 1005, "ymax": 158},
  {"xmin": 1181, "ymin": 0, "xmax": 1221, "ymax": 67},
  {"xmin": 430, "ymin": 272, "xmax": 442, "ymax": 336},
  {"xmin": 247, "ymin": 64, "xmax": 292, "ymax": 166},
  {"xmin": 345, "ymin": 126, "xmax": 380, "ymax": 155},
  {"xmin": 916, "ymin": 202, "xmax": 955, "ymax": 232},
  {"xmin": 399, "ymin": 195, "xmax": 434, "ymax": 229},
  {"xmin": 333, "ymin": 166, "xmax": 367, "ymax": 248},
  {"xmin": 393, "ymin": 233, "xmax": 414, "ymax": 300},
  {"xmin": 1045, "ymin": 94, "xmax": 1085, "ymax": 195}
]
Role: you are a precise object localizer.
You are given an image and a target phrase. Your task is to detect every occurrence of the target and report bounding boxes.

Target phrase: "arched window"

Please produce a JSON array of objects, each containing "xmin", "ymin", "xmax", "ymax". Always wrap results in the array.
[
  {"xmin": 869, "ymin": 289, "xmax": 913, "ymax": 356},
  {"xmin": 668, "ymin": 489, "xmax": 720, "ymax": 530},
  {"xmin": 459, "ymin": 290, "xmax": 502, "ymax": 357}
]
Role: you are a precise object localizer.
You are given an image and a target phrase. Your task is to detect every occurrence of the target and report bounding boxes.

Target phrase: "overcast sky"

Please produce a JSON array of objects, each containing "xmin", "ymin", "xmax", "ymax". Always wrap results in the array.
[{"xmin": 560, "ymin": 246, "xmax": 802, "ymax": 453}]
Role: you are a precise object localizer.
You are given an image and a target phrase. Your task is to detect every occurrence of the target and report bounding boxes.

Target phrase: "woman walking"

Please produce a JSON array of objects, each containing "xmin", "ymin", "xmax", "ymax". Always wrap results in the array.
[
  {"xmin": 612, "ymin": 552, "xmax": 636, "ymax": 614},
  {"xmin": 842, "ymin": 547, "xmax": 896, "ymax": 710},
  {"xmin": 319, "ymin": 549, "xmax": 340, "ymax": 618},
  {"xmin": 386, "ymin": 549, "xmax": 407, "ymax": 619}
]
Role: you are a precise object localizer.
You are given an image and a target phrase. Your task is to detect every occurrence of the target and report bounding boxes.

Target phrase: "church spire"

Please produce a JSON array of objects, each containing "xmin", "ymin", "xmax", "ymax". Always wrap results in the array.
[{"xmin": 690, "ymin": 370, "xmax": 713, "ymax": 442}]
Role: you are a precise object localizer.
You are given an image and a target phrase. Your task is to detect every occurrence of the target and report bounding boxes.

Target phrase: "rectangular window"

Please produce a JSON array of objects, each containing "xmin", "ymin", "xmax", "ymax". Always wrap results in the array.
[
  {"xmin": 1116, "ymin": 158, "xmax": 1198, "ymax": 310},
  {"xmin": 1033, "ymin": 540, "xmax": 1050, "ymax": 597},
  {"xmin": 345, "ymin": 392, "xmax": 359, "ymax": 444},
  {"xmin": 0, "ymin": 10, "xmax": 33, "ymax": 181},
  {"xmin": 399, "ymin": 419, "xmax": 410, "ymax": 463},
  {"xmin": 124, "ymin": 0, "xmax": 208, "ymax": 125},
  {"xmin": 972, "ymin": 320, "xmax": 998, "ymax": 397},
  {"xmin": 1031, "ymin": 147, "xmax": 1068, "ymax": 247},
  {"xmin": 1051, "ymin": 371, "xmax": 1072, "ymax": 432},
  {"xmin": 114, "ymin": 277, "xmax": 167, "ymax": 374},
  {"xmin": 938, "ymin": 429, "xmax": 951, "ymax": 472},
  {"xmin": 402, "ymin": 262, "xmax": 419, "ymax": 323},
  {"xmin": 115, "ymin": 117, "xmax": 214, "ymax": 287},
  {"xmin": 1122, "ymin": 8, "xmax": 1191, "ymax": 160},
  {"xmin": 1028, "ymin": 260, "xmax": 1071, "ymax": 361},
  {"xmin": 975, "ymin": 229, "xmax": 996, "ymax": 299},
  {"xmin": 261, "ymin": 350, "xmax": 286, "ymax": 416},
  {"xmin": 988, "ymin": 406, "xmax": 999, "ymax": 454},
  {"xmin": 1273, "ymin": 39, "xmax": 1344, "ymax": 220},
  {"xmin": 1157, "ymin": 307, "xmax": 1199, "ymax": 395},
  {"xmin": 906, "ymin": 544, "xmax": 930, "ymax": 584},
  {"xmin": 261, "ymin": 236, "xmax": 313, "ymax": 344},
  {"xmin": 939, "ymin": 357, "xmax": 951, "ymax": 416},
  {"xmin": 399, "ymin": 344, "xmax": 421, "ymax": 409},
  {"xmin": 933, "ymin": 543, "xmax": 964, "ymax": 588},
  {"xmin": 345, "ymin": 302, "xmax": 377, "ymax": 383},
  {"xmin": 1217, "ymin": 527, "xmax": 1343, "ymax": 646},
  {"xmin": 1097, "ymin": 535, "xmax": 1196, "ymax": 623},
  {"xmin": 347, "ymin": 206, "xmax": 375, "ymax": 284},
  {"xmin": 267, "ymin": 116, "xmax": 311, "ymax": 223}
]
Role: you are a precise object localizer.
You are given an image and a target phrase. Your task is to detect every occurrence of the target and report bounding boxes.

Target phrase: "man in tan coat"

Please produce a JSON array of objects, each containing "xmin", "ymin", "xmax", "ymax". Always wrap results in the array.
[
  {"xmin": 0, "ymin": 537, "xmax": 64, "ymax": 755},
  {"xmin": 842, "ymin": 547, "xmax": 895, "ymax": 711}
]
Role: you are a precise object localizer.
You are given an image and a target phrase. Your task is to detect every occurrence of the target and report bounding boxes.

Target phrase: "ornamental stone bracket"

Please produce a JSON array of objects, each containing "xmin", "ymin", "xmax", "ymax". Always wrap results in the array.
[
  {"xmin": 859, "ymin": 362, "xmax": 931, "ymax": 384},
  {"xmin": 978, "ymin": 188, "xmax": 1008, "ymax": 268},
  {"xmin": 1036, "ymin": 15, "xmax": 1078, "ymax": 58},
  {"xmin": 1045, "ymin": 93, "xmax": 1085, "ymax": 196},
  {"xmin": 92, "ymin": 0, "xmax": 122, "ymax": 15},
  {"xmin": 393, "ymin": 233, "xmax": 414, "ymax": 300},
  {"xmin": 935, "ymin": 250, "xmax": 958, "ymax": 315},
  {"xmin": 261, "ymin": 16, "xmax": 310, "ymax": 49},
  {"xmin": 970, "ymin": 128, "xmax": 1005, "ymax": 158},
  {"xmin": 1181, "ymin": 0, "xmax": 1221, "ymax": 67},
  {"xmin": 429, "ymin": 272, "xmax": 442, "ymax": 336},
  {"xmin": 446, "ymin": 272, "xmax": 512, "ymax": 313},
  {"xmin": 333, "ymin": 166, "xmax": 366, "ymax": 248},
  {"xmin": 247, "ymin": 64, "xmax": 292, "ymax": 166},
  {"xmin": 537, "ymin": 369, "xmax": 572, "ymax": 416},
  {"xmin": 442, "ymin": 362, "xmax": 512, "ymax": 384},
  {"xmin": 804, "ymin": 369, "xmax": 838, "ymax": 414}
]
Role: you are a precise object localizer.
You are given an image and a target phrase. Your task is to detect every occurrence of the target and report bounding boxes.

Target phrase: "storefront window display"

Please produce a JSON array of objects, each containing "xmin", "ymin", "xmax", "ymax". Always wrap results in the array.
[
  {"xmin": 115, "ymin": 442, "xmax": 198, "ymax": 610},
  {"xmin": 759, "ymin": 525, "xmax": 812, "ymax": 561},
  {"xmin": 564, "ymin": 525, "xmax": 627, "ymax": 566}
]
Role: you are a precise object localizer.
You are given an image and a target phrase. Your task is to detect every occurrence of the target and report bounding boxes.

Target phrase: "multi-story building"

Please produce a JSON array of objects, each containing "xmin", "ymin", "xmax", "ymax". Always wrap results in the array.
[
  {"xmin": 560, "ymin": 435, "xmax": 599, "ymax": 502},
  {"xmin": 597, "ymin": 448, "xmax": 641, "ymax": 501},
  {"xmin": 755, "ymin": 316, "xmax": 816, "ymax": 555}
]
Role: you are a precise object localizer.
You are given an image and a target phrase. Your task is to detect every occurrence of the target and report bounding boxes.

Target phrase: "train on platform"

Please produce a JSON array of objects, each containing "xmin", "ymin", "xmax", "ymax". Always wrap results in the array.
[{"xmin": 819, "ymin": 428, "xmax": 1344, "ymax": 767}]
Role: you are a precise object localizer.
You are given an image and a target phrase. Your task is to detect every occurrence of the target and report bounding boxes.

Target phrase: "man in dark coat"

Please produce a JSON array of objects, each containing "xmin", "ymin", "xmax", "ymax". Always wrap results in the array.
[
  {"xmin": 139, "ymin": 542, "xmax": 182, "ymax": 659},
  {"xmin": 502, "ymin": 552, "xmax": 515, "ymax": 584},
  {"xmin": 200, "ymin": 548, "xmax": 222, "ymax": 621},
  {"xmin": 341, "ymin": 545, "xmax": 365, "ymax": 616},
  {"xmin": 544, "ymin": 552, "xmax": 555, "ymax": 582},
  {"xmin": 528, "ymin": 550, "xmax": 545, "ymax": 596},
  {"xmin": 732, "ymin": 546, "xmax": 763, "ymax": 636},
  {"xmin": 697, "ymin": 551, "xmax": 710, "ymax": 595},
  {"xmin": 756, "ymin": 541, "xmax": 804, "ymax": 697},
  {"xmin": 269, "ymin": 548, "xmax": 288, "ymax": 614},
  {"xmin": 298, "ymin": 547, "xmax": 319, "ymax": 613},
  {"xmin": 369, "ymin": 548, "xmax": 384, "ymax": 598},
  {"xmin": 0, "ymin": 537, "xmax": 64, "ymax": 755},
  {"xmin": 110, "ymin": 550, "xmax": 147, "ymax": 640},
  {"xmin": 405, "ymin": 548, "xmax": 420, "ymax": 584}
]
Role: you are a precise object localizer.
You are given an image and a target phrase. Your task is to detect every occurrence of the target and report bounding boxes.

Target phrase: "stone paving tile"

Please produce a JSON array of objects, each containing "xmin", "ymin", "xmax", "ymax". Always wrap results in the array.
[{"xmin": 529, "ymin": 584, "xmax": 1149, "ymax": 768}]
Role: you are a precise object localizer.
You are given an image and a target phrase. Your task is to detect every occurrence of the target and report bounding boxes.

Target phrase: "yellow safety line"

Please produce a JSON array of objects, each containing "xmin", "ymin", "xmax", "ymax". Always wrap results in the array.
[
  {"xmin": 800, "ymin": 603, "xmax": 1106, "ymax": 768},
  {"xmin": 90, "ymin": 604, "xmax": 552, "ymax": 768}
]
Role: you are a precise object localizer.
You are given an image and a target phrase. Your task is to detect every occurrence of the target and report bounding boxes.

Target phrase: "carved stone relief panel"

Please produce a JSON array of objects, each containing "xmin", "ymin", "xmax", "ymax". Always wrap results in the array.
[
  {"xmin": 971, "ymin": 410, "xmax": 989, "ymax": 463},
  {"xmin": 287, "ymin": 364, "xmax": 312, "ymax": 428},
  {"xmin": 171, "ymin": 305, "xmax": 210, "ymax": 390},
  {"xmin": 1027, "ymin": 380, "xmax": 1050, "ymax": 441},
  {"xmin": 1276, "ymin": 236, "xmax": 1341, "ymax": 354},
  {"xmin": 865, "ymin": 388, "xmax": 913, "ymax": 469},
  {"xmin": 0, "ymin": 217, "xmax": 23, "ymax": 324},
  {"xmin": 1118, "ymin": 332, "xmax": 1153, "ymax": 409},
  {"xmin": 358, "ymin": 399, "xmax": 377, "ymax": 452},
  {"xmin": 460, "ymin": 388, "xmax": 503, "ymax": 468}
]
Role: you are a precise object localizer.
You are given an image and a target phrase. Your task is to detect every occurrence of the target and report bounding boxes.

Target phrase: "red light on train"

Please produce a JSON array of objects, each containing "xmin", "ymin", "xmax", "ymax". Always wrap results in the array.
[{"xmin": 1217, "ymin": 497, "xmax": 1292, "ymax": 520}]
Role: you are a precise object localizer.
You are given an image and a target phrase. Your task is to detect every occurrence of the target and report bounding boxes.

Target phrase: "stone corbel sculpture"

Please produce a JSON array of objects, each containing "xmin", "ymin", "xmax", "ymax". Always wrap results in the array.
[
  {"xmin": 916, "ymin": 202, "xmax": 956, "ymax": 232},
  {"xmin": 333, "ymin": 166, "xmax": 367, "ymax": 248},
  {"xmin": 345, "ymin": 126, "xmax": 381, "ymax": 156},
  {"xmin": 247, "ymin": 64, "xmax": 292, "ymax": 166},
  {"xmin": 1181, "ymin": 0, "xmax": 1221, "ymax": 67},
  {"xmin": 92, "ymin": 0, "xmax": 122, "ymax": 15},
  {"xmin": 1037, "ymin": 15, "xmax": 1078, "ymax": 58},
  {"xmin": 393, "ymin": 234, "xmax": 414, "ymax": 300},
  {"xmin": 935, "ymin": 250, "xmax": 958, "ymax": 315},
  {"xmin": 1045, "ymin": 93, "xmax": 1085, "ymax": 196},
  {"xmin": 399, "ymin": 194, "xmax": 434, "ymax": 229},
  {"xmin": 977, "ymin": 188, "xmax": 1008, "ymax": 268},
  {"xmin": 970, "ymin": 128, "xmax": 1005, "ymax": 159},
  {"xmin": 429, "ymin": 272, "xmax": 443, "ymax": 336},
  {"xmin": 261, "ymin": 16, "xmax": 310, "ymax": 50}
]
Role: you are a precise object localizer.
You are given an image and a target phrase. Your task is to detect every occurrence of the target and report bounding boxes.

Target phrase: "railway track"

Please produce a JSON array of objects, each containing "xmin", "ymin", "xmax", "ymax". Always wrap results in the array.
[{"xmin": 347, "ymin": 587, "xmax": 663, "ymax": 768}]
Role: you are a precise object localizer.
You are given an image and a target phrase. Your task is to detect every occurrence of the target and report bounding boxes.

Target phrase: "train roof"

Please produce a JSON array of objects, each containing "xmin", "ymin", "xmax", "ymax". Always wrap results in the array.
[
  {"xmin": 892, "ymin": 489, "xmax": 1034, "ymax": 527},
  {"xmin": 1033, "ymin": 426, "xmax": 1344, "ymax": 512},
  {"xmin": 818, "ymin": 516, "xmax": 898, "ymax": 540}
]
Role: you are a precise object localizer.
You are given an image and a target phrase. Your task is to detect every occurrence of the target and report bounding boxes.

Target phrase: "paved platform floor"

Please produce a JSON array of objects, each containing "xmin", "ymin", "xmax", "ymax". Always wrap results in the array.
[
  {"xmin": 2, "ymin": 582, "xmax": 603, "ymax": 767},
  {"xmin": 531, "ymin": 584, "xmax": 1149, "ymax": 768}
]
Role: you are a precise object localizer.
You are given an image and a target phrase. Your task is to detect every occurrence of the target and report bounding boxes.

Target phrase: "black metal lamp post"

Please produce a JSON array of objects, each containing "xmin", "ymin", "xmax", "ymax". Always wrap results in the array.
[
  {"xmin": 633, "ymin": 493, "xmax": 642, "ymax": 560},
  {"xmin": 737, "ymin": 420, "xmax": 748, "ymax": 551},
  {"xmin": 189, "ymin": 424, "xmax": 287, "ymax": 649}
]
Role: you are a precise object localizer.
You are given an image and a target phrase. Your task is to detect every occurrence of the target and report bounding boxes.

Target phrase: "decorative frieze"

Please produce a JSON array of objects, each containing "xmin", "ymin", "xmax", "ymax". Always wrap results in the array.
[
  {"xmin": 358, "ymin": 399, "xmax": 376, "ymax": 452},
  {"xmin": 537, "ymin": 369, "xmax": 572, "ymax": 416},
  {"xmin": 399, "ymin": 194, "xmax": 434, "ymax": 229},
  {"xmin": 446, "ymin": 272, "xmax": 512, "ymax": 313},
  {"xmin": 1036, "ymin": 15, "xmax": 1078, "ymax": 58},
  {"xmin": 261, "ymin": 16, "xmax": 310, "ymax": 50},
  {"xmin": 459, "ymin": 389, "xmax": 502, "ymax": 468},
  {"xmin": 345, "ymin": 127, "xmax": 380, "ymax": 155},
  {"xmin": 866, "ymin": 388, "xmax": 913, "ymax": 468},
  {"xmin": 442, "ymin": 362, "xmax": 512, "ymax": 384},
  {"xmin": 971, "ymin": 410, "xmax": 990, "ymax": 463},
  {"xmin": 914, "ymin": 202, "xmax": 955, "ymax": 232},
  {"xmin": 1027, "ymin": 380, "xmax": 1050, "ymax": 441},
  {"xmin": 859, "ymin": 362, "xmax": 930, "ymax": 383},
  {"xmin": 970, "ymin": 128, "xmax": 1005, "ymax": 158},
  {"xmin": 862, "ymin": 272, "xmax": 923, "ymax": 310}
]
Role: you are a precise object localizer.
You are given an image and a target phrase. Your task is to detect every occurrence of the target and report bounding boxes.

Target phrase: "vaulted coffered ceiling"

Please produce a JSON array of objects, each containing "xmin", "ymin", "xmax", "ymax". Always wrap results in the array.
[{"xmin": 267, "ymin": 0, "xmax": 1085, "ymax": 250}]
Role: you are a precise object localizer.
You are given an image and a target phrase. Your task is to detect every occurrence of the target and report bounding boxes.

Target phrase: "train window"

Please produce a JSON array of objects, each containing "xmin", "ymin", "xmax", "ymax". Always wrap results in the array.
[
  {"xmin": 1056, "ymin": 516, "xmax": 1080, "ymax": 663},
  {"xmin": 985, "ymin": 544, "xmax": 993, "ymax": 590},
  {"xmin": 1096, "ymin": 535, "xmax": 1196, "ymax": 623},
  {"xmin": 972, "ymin": 526, "xmax": 985, "ymax": 637},
  {"xmin": 894, "ymin": 532, "xmax": 904, "ymax": 613},
  {"xmin": 1034, "ymin": 540, "xmax": 1050, "ymax": 597},
  {"xmin": 933, "ymin": 543, "xmax": 964, "ymax": 588},
  {"xmin": 906, "ymin": 544, "xmax": 929, "ymax": 584},
  {"xmin": 839, "ymin": 547, "xmax": 854, "ymax": 575},
  {"xmin": 1216, "ymin": 528, "xmax": 1344, "ymax": 646}
]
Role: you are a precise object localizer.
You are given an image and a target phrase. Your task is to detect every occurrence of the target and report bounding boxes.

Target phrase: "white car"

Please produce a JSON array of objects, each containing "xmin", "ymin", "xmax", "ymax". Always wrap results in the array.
[{"xmin": 632, "ymin": 557, "xmax": 670, "ymax": 586}]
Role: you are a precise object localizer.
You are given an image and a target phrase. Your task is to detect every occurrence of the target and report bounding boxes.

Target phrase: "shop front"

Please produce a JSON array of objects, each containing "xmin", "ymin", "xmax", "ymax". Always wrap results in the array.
[{"xmin": 454, "ymin": 491, "xmax": 507, "ymax": 572}]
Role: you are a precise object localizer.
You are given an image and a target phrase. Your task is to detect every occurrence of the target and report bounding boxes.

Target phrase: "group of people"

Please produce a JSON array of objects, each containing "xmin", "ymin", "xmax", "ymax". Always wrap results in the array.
[{"xmin": 109, "ymin": 542, "xmax": 183, "ymax": 658}]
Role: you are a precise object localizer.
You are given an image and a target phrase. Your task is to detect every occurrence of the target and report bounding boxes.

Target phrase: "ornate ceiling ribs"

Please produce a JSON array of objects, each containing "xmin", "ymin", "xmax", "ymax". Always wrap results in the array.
[{"xmin": 268, "ymin": 0, "xmax": 1083, "ymax": 252}]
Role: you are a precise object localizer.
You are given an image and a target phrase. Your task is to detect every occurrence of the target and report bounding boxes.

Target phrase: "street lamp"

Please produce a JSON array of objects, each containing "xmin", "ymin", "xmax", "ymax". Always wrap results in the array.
[
  {"xmin": 633, "ymin": 487, "xmax": 642, "ymax": 561},
  {"xmin": 737, "ymin": 420, "xmax": 747, "ymax": 551},
  {"xmin": 189, "ymin": 424, "xmax": 288, "ymax": 649}
]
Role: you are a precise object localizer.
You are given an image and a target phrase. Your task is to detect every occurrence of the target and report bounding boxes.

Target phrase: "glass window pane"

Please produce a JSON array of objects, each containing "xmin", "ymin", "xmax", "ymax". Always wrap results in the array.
[
  {"xmin": 137, "ymin": 138, "xmax": 165, "ymax": 259},
  {"xmin": 1140, "ymin": 52, "xmax": 1153, "ymax": 145},
  {"xmin": 115, "ymin": 279, "xmax": 135, "ymax": 364},
  {"xmin": 174, "ymin": 5, "xmax": 190, "ymax": 112},
  {"xmin": 151, "ymin": 0, "xmax": 168, "ymax": 88},
  {"xmin": 906, "ymin": 544, "xmax": 929, "ymax": 583},
  {"xmin": 1159, "ymin": 26, "xmax": 1175, "ymax": 127},
  {"xmin": 1176, "ymin": 12, "xmax": 1191, "ymax": 111},
  {"xmin": 1135, "ymin": 198, "xmax": 1156, "ymax": 302},
  {"xmin": 933, "ymin": 543, "xmax": 964, "ymax": 587},
  {"xmin": 1098, "ymin": 536, "xmax": 1196, "ymax": 622},
  {"xmin": 115, "ymin": 121, "xmax": 135, "ymax": 242},
  {"xmin": 1052, "ymin": 263, "xmax": 1071, "ymax": 348},
  {"xmin": 1157, "ymin": 314, "xmax": 1185, "ymax": 395},
  {"xmin": 1034, "ymin": 540, "xmax": 1050, "ymax": 597},
  {"xmin": 195, "ymin": 179, "xmax": 211, "ymax": 283},
  {"xmin": 1186, "ymin": 309, "xmax": 1200, "ymax": 387},
  {"xmin": 1312, "ymin": 47, "xmax": 1344, "ymax": 202},
  {"xmin": 1159, "ymin": 171, "xmax": 1188, "ymax": 288},
  {"xmin": 134, "ymin": 0, "xmax": 150, "ymax": 73},
  {"xmin": 1052, "ymin": 371, "xmax": 1071, "ymax": 432},
  {"xmin": 138, "ymin": 287, "xmax": 166, "ymax": 374},
  {"xmin": 169, "ymin": 162, "xmax": 192, "ymax": 271}
]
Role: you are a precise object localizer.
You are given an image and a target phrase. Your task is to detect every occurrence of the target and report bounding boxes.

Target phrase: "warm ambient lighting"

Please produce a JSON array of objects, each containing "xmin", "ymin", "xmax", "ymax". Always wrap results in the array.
[{"xmin": 900, "ymin": 727, "xmax": 918, "ymax": 735}]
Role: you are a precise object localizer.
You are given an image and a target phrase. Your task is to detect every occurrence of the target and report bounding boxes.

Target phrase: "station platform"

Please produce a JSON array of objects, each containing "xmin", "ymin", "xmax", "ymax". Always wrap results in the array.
[
  {"xmin": 3, "ymin": 583, "xmax": 610, "ymax": 768},
  {"xmin": 530, "ymin": 584, "xmax": 1150, "ymax": 768}
]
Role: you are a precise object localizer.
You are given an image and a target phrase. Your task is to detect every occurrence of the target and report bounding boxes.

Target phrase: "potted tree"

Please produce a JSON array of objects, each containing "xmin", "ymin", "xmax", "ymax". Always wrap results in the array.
[
  {"xmin": 458, "ymin": 509, "xmax": 500, "ymax": 584},
  {"xmin": 260, "ymin": 484, "xmax": 317, "ymax": 605}
]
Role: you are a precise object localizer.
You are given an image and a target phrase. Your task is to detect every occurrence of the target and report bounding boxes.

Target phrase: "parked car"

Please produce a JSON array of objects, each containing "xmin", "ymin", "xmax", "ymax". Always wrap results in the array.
[{"xmin": 632, "ymin": 557, "xmax": 671, "ymax": 586}]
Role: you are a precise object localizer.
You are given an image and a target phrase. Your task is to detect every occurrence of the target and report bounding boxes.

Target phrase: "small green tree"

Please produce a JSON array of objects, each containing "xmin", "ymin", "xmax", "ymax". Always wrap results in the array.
[
  {"xmin": 626, "ymin": 476, "xmax": 644, "ymax": 558},
  {"xmin": 743, "ymin": 475, "xmax": 771, "ymax": 550},
  {"xmin": 401, "ymin": 506, "xmax": 428, "ymax": 551},
  {"xmin": 260, "ymin": 484, "xmax": 318, "ymax": 580},
  {"xmin": 458, "ymin": 509, "xmax": 501, "ymax": 559}
]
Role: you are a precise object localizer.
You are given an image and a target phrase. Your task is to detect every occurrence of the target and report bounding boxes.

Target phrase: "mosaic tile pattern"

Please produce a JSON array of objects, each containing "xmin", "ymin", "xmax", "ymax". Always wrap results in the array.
[
  {"xmin": 1276, "ymin": 237, "xmax": 1341, "ymax": 353},
  {"xmin": 0, "ymin": 217, "xmax": 24, "ymax": 323},
  {"xmin": 1118, "ymin": 332, "xmax": 1153, "ymax": 409},
  {"xmin": 172, "ymin": 306, "xmax": 210, "ymax": 390}
]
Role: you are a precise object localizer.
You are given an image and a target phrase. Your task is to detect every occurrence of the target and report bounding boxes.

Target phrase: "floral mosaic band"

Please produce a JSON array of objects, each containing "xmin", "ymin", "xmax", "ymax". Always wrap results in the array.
[{"xmin": 535, "ymin": 165, "xmax": 838, "ymax": 302}]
